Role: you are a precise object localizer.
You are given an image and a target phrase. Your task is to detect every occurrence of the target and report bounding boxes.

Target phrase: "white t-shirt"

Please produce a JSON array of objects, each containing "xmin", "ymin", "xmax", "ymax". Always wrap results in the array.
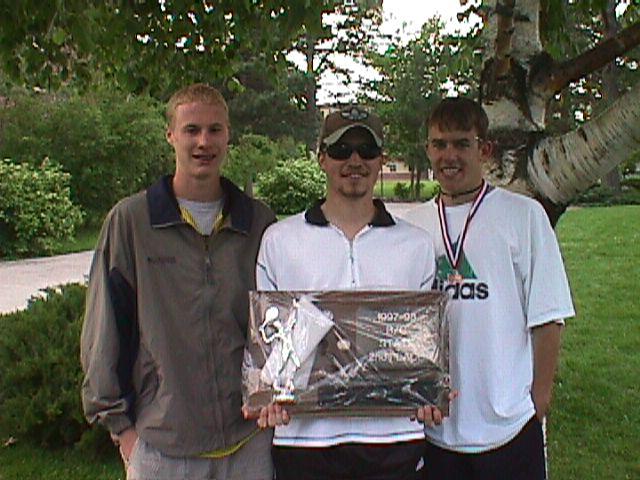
[
  {"xmin": 256, "ymin": 200, "xmax": 436, "ymax": 447},
  {"xmin": 177, "ymin": 197, "xmax": 223, "ymax": 235},
  {"xmin": 402, "ymin": 187, "xmax": 575, "ymax": 453}
]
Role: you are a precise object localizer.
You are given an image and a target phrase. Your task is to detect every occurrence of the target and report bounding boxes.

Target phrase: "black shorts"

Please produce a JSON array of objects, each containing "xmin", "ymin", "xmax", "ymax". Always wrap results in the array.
[
  {"xmin": 272, "ymin": 439, "xmax": 425, "ymax": 480},
  {"xmin": 423, "ymin": 416, "xmax": 546, "ymax": 480}
]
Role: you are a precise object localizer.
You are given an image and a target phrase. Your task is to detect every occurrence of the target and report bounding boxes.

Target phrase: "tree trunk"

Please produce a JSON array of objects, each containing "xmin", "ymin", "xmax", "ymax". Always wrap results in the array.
[
  {"xmin": 415, "ymin": 168, "xmax": 422, "ymax": 201},
  {"xmin": 601, "ymin": 0, "xmax": 622, "ymax": 193},
  {"xmin": 245, "ymin": 177, "xmax": 254, "ymax": 198},
  {"xmin": 410, "ymin": 167, "xmax": 415, "ymax": 193},
  {"xmin": 528, "ymin": 82, "xmax": 640, "ymax": 205},
  {"xmin": 603, "ymin": 168, "xmax": 621, "ymax": 191},
  {"xmin": 305, "ymin": 32, "xmax": 320, "ymax": 151},
  {"xmin": 479, "ymin": 0, "xmax": 640, "ymax": 224}
]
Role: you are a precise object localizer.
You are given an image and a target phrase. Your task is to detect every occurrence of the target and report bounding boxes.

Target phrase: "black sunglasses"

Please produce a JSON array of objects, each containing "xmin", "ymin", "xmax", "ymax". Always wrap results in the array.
[{"xmin": 324, "ymin": 143, "xmax": 382, "ymax": 160}]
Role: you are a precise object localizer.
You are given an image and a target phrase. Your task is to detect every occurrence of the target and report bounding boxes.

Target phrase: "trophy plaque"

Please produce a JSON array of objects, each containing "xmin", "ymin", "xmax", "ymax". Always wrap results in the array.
[{"xmin": 242, "ymin": 290, "xmax": 450, "ymax": 416}]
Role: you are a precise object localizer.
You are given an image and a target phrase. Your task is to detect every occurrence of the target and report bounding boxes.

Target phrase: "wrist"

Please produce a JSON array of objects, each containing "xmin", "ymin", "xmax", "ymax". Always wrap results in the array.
[{"xmin": 112, "ymin": 427, "xmax": 136, "ymax": 445}]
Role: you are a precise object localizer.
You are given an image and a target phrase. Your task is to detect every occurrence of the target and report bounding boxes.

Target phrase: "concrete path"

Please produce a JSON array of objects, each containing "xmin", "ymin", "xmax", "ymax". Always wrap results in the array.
[
  {"xmin": 0, "ymin": 251, "xmax": 94, "ymax": 314},
  {"xmin": 0, "ymin": 202, "xmax": 421, "ymax": 314},
  {"xmin": 385, "ymin": 202, "xmax": 418, "ymax": 218}
]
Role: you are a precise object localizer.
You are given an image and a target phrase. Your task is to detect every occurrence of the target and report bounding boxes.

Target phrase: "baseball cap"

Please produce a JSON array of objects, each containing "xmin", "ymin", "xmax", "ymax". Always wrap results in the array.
[{"xmin": 318, "ymin": 106, "xmax": 384, "ymax": 150}]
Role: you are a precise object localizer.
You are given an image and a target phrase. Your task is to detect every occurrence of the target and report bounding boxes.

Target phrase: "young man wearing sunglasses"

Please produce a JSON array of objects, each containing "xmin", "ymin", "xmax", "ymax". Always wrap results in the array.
[
  {"xmin": 250, "ymin": 106, "xmax": 437, "ymax": 479},
  {"xmin": 404, "ymin": 97, "xmax": 574, "ymax": 479}
]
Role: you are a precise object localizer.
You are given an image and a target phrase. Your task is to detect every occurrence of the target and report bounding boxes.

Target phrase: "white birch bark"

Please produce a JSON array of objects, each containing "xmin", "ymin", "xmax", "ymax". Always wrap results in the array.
[
  {"xmin": 481, "ymin": 0, "xmax": 640, "ymax": 206},
  {"xmin": 528, "ymin": 81, "xmax": 640, "ymax": 204},
  {"xmin": 483, "ymin": 0, "xmax": 542, "ymax": 59}
]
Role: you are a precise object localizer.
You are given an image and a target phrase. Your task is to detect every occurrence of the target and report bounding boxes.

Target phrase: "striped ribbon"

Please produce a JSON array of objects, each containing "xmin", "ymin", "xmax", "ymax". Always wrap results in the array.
[{"xmin": 437, "ymin": 180, "xmax": 490, "ymax": 275}]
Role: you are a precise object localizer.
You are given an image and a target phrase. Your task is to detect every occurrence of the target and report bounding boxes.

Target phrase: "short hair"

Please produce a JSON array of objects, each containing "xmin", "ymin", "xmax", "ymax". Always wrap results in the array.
[
  {"xmin": 427, "ymin": 97, "xmax": 489, "ymax": 139},
  {"xmin": 166, "ymin": 83, "xmax": 229, "ymax": 127}
]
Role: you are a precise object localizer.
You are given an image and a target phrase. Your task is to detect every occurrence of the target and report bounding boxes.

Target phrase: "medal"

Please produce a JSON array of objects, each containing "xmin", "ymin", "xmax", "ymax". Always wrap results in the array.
[
  {"xmin": 448, "ymin": 272, "xmax": 464, "ymax": 284},
  {"xmin": 437, "ymin": 181, "xmax": 490, "ymax": 283}
]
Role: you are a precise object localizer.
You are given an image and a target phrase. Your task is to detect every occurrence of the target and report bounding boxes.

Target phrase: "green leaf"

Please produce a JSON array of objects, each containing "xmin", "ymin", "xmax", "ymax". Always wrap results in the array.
[
  {"xmin": 226, "ymin": 76, "xmax": 245, "ymax": 93},
  {"xmin": 51, "ymin": 27, "xmax": 66, "ymax": 46}
]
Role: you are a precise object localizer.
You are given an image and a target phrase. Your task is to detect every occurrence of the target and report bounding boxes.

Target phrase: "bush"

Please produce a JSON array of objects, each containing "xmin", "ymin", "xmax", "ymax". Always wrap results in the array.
[
  {"xmin": 224, "ymin": 134, "xmax": 278, "ymax": 190},
  {"xmin": 621, "ymin": 176, "xmax": 640, "ymax": 191},
  {"xmin": 223, "ymin": 135, "xmax": 304, "ymax": 193},
  {"xmin": 388, "ymin": 180, "xmax": 439, "ymax": 201},
  {"xmin": 0, "ymin": 159, "xmax": 84, "ymax": 257},
  {"xmin": 393, "ymin": 182, "xmax": 411, "ymax": 200},
  {"xmin": 620, "ymin": 152, "xmax": 639, "ymax": 177},
  {"xmin": 419, "ymin": 181, "xmax": 441, "ymax": 201},
  {"xmin": 256, "ymin": 157, "xmax": 326, "ymax": 214},
  {"xmin": 0, "ymin": 284, "xmax": 92, "ymax": 447},
  {"xmin": 573, "ymin": 184, "xmax": 640, "ymax": 206},
  {"xmin": 0, "ymin": 87, "xmax": 173, "ymax": 221}
]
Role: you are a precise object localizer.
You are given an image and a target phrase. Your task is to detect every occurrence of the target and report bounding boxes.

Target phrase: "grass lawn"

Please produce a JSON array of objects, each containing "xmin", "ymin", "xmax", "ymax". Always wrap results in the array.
[
  {"xmin": 54, "ymin": 225, "xmax": 101, "ymax": 255},
  {"xmin": 0, "ymin": 444, "xmax": 121, "ymax": 480},
  {"xmin": 0, "ymin": 205, "xmax": 638, "ymax": 479},
  {"xmin": 550, "ymin": 205, "xmax": 640, "ymax": 479},
  {"xmin": 0, "ymin": 225, "xmax": 100, "ymax": 261}
]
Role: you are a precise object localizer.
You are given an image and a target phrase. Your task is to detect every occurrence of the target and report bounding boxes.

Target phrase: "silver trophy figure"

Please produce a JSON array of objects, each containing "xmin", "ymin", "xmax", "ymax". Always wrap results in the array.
[{"xmin": 259, "ymin": 302, "xmax": 301, "ymax": 402}]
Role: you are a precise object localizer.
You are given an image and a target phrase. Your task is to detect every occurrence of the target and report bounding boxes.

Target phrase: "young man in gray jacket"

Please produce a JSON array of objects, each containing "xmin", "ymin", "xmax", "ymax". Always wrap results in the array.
[{"xmin": 81, "ymin": 83, "xmax": 276, "ymax": 480}]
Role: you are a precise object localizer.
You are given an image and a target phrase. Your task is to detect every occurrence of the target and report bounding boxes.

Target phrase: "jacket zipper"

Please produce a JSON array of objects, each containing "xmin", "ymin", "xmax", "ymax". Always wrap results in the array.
[{"xmin": 204, "ymin": 237, "xmax": 213, "ymax": 285}]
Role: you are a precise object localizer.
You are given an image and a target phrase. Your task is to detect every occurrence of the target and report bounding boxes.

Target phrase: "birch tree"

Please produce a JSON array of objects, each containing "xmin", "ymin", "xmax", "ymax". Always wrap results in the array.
[{"xmin": 470, "ymin": 0, "xmax": 640, "ymax": 223}]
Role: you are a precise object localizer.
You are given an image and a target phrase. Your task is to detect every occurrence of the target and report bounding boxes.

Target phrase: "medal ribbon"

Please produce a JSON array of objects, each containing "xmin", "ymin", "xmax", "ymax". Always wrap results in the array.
[{"xmin": 437, "ymin": 180, "xmax": 490, "ymax": 273}]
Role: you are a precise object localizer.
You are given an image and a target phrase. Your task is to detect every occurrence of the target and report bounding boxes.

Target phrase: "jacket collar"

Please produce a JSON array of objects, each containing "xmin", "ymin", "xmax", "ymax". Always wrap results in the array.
[
  {"xmin": 304, "ymin": 198, "xmax": 395, "ymax": 227},
  {"xmin": 146, "ymin": 175, "xmax": 253, "ymax": 233}
]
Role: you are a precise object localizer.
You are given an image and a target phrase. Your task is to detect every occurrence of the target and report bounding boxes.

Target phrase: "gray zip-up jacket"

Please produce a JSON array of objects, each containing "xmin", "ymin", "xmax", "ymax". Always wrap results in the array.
[{"xmin": 81, "ymin": 175, "xmax": 275, "ymax": 456}]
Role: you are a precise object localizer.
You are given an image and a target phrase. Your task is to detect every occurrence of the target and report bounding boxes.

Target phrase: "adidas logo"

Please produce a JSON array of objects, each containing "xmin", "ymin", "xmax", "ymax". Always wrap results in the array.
[
  {"xmin": 434, "ymin": 252, "xmax": 489, "ymax": 301},
  {"xmin": 433, "ymin": 277, "xmax": 489, "ymax": 300}
]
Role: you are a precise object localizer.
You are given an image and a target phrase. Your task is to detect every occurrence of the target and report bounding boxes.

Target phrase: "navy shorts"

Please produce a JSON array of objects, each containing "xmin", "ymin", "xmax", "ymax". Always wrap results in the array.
[
  {"xmin": 423, "ymin": 416, "xmax": 546, "ymax": 480},
  {"xmin": 272, "ymin": 439, "xmax": 425, "ymax": 480}
]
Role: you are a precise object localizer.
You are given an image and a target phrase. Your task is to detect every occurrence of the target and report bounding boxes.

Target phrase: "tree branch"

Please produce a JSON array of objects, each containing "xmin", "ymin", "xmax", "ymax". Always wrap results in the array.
[
  {"xmin": 527, "ymin": 80, "xmax": 640, "ymax": 205},
  {"xmin": 531, "ymin": 21, "xmax": 640, "ymax": 97},
  {"xmin": 494, "ymin": 0, "xmax": 517, "ymax": 78}
]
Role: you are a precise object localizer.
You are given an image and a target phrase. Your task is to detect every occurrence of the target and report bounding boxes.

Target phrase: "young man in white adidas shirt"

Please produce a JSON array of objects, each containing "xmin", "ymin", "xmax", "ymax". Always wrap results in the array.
[
  {"xmin": 250, "ymin": 106, "xmax": 438, "ymax": 479},
  {"xmin": 404, "ymin": 97, "xmax": 575, "ymax": 479}
]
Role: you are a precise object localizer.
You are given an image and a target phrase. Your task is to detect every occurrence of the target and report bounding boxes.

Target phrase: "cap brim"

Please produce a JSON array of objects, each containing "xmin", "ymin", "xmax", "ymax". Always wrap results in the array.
[{"xmin": 322, "ymin": 123, "xmax": 383, "ymax": 148}]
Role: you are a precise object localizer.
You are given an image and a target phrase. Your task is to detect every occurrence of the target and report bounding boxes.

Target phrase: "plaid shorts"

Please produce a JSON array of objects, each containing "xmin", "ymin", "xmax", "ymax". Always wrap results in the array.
[{"xmin": 126, "ymin": 430, "xmax": 273, "ymax": 480}]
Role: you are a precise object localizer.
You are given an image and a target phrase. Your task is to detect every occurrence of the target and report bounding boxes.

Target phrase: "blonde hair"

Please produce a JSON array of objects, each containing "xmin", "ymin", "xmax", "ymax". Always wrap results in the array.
[{"xmin": 166, "ymin": 83, "xmax": 229, "ymax": 127}]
